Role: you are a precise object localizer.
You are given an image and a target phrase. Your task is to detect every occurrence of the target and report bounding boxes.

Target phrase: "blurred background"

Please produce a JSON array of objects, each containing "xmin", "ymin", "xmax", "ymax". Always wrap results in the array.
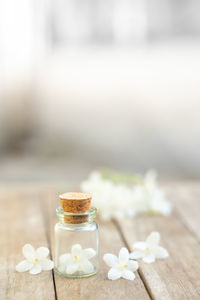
[{"xmin": 0, "ymin": 0, "xmax": 200, "ymax": 184}]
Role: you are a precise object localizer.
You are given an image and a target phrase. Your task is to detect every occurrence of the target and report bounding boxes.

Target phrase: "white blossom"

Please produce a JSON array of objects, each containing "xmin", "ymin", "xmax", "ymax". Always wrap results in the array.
[
  {"xmin": 130, "ymin": 232, "xmax": 169, "ymax": 263},
  {"xmin": 58, "ymin": 244, "xmax": 96, "ymax": 274},
  {"xmin": 81, "ymin": 170, "xmax": 172, "ymax": 221},
  {"xmin": 103, "ymin": 247, "xmax": 138, "ymax": 280},
  {"xmin": 16, "ymin": 244, "xmax": 54, "ymax": 274},
  {"xmin": 131, "ymin": 171, "xmax": 172, "ymax": 216}
]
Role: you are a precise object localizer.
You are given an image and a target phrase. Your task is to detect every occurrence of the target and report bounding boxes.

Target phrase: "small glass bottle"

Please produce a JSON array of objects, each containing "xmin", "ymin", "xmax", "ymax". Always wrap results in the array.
[{"xmin": 54, "ymin": 192, "xmax": 99, "ymax": 278}]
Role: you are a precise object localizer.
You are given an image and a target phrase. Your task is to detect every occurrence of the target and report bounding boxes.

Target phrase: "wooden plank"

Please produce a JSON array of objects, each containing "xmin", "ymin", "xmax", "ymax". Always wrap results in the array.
[
  {"xmin": 164, "ymin": 182, "xmax": 200, "ymax": 241},
  {"xmin": 0, "ymin": 190, "xmax": 56, "ymax": 300},
  {"xmin": 116, "ymin": 214, "xmax": 200, "ymax": 300},
  {"xmin": 44, "ymin": 190, "xmax": 151, "ymax": 300}
]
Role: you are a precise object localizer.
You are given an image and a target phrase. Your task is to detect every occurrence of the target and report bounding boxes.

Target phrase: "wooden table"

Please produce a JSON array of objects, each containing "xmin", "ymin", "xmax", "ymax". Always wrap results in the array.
[{"xmin": 1, "ymin": 182, "xmax": 200, "ymax": 300}]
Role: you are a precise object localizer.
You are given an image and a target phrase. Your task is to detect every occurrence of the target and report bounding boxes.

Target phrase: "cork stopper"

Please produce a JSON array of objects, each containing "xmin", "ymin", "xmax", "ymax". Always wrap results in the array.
[{"xmin": 59, "ymin": 192, "xmax": 92, "ymax": 224}]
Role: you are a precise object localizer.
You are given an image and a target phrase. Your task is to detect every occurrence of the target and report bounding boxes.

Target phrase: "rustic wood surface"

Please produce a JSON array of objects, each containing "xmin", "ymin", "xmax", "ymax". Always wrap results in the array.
[{"xmin": 0, "ymin": 182, "xmax": 200, "ymax": 300}]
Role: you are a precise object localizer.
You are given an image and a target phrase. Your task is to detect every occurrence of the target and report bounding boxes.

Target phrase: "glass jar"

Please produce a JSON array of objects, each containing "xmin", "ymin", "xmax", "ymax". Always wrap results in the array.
[{"xmin": 54, "ymin": 206, "xmax": 99, "ymax": 278}]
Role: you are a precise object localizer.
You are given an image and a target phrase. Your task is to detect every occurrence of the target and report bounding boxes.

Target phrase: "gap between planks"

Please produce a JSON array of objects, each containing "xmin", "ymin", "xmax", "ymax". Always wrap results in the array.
[
  {"xmin": 112, "ymin": 219, "xmax": 155, "ymax": 300},
  {"xmin": 39, "ymin": 192, "xmax": 58, "ymax": 300}
]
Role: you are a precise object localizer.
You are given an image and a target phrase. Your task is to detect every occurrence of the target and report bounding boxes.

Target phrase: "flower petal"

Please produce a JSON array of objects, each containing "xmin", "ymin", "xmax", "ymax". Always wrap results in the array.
[
  {"xmin": 128, "ymin": 260, "xmax": 139, "ymax": 272},
  {"xmin": 103, "ymin": 254, "xmax": 118, "ymax": 267},
  {"xmin": 133, "ymin": 242, "xmax": 147, "ymax": 251},
  {"xmin": 58, "ymin": 264, "xmax": 66, "ymax": 273},
  {"xmin": 108, "ymin": 268, "xmax": 121, "ymax": 280},
  {"xmin": 146, "ymin": 232, "xmax": 160, "ymax": 246},
  {"xmin": 80, "ymin": 260, "xmax": 94, "ymax": 273},
  {"xmin": 29, "ymin": 263, "xmax": 42, "ymax": 275},
  {"xmin": 66, "ymin": 263, "xmax": 79, "ymax": 274},
  {"xmin": 122, "ymin": 270, "xmax": 135, "ymax": 281},
  {"xmin": 36, "ymin": 247, "xmax": 49, "ymax": 260},
  {"xmin": 16, "ymin": 260, "xmax": 33, "ymax": 272},
  {"xmin": 155, "ymin": 246, "xmax": 169, "ymax": 259},
  {"xmin": 40, "ymin": 259, "xmax": 54, "ymax": 271},
  {"xmin": 71, "ymin": 244, "xmax": 82, "ymax": 256},
  {"xmin": 130, "ymin": 250, "xmax": 145, "ymax": 259},
  {"xmin": 22, "ymin": 244, "xmax": 36, "ymax": 261},
  {"xmin": 143, "ymin": 254, "xmax": 155, "ymax": 263},
  {"xmin": 118, "ymin": 247, "xmax": 129, "ymax": 265},
  {"xmin": 59, "ymin": 253, "xmax": 73, "ymax": 265},
  {"xmin": 83, "ymin": 248, "xmax": 96, "ymax": 259}
]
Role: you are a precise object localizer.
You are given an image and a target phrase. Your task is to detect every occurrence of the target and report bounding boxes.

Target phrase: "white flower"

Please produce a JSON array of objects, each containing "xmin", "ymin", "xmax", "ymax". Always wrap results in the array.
[
  {"xmin": 130, "ymin": 232, "xmax": 169, "ymax": 263},
  {"xmin": 59, "ymin": 244, "xmax": 96, "ymax": 274},
  {"xmin": 16, "ymin": 244, "xmax": 54, "ymax": 274},
  {"xmin": 81, "ymin": 170, "xmax": 172, "ymax": 221},
  {"xmin": 81, "ymin": 171, "xmax": 137, "ymax": 221},
  {"xmin": 133, "ymin": 170, "xmax": 172, "ymax": 216},
  {"xmin": 103, "ymin": 247, "xmax": 138, "ymax": 280}
]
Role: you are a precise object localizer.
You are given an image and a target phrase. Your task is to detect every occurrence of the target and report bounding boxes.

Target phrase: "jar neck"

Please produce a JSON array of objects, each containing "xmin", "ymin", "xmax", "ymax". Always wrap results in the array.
[{"xmin": 56, "ymin": 206, "xmax": 97, "ymax": 225}]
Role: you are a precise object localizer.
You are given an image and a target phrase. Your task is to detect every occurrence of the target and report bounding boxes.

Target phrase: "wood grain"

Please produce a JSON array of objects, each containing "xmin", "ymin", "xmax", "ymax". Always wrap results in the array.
[
  {"xmin": 116, "ymin": 214, "xmax": 200, "ymax": 300},
  {"xmin": 164, "ymin": 182, "xmax": 200, "ymax": 241},
  {"xmin": 44, "ymin": 190, "xmax": 150, "ymax": 300},
  {"xmin": 1, "ymin": 183, "xmax": 200, "ymax": 300},
  {"xmin": 0, "ymin": 190, "xmax": 56, "ymax": 300}
]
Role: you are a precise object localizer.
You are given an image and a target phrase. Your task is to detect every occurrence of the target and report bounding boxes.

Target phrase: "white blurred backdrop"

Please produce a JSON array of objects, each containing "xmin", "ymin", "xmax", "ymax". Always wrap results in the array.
[{"xmin": 0, "ymin": 0, "xmax": 200, "ymax": 182}]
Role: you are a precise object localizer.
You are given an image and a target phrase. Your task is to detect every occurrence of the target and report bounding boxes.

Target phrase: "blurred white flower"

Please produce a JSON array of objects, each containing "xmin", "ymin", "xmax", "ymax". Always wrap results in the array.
[
  {"xmin": 132, "ymin": 171, "xmax": 171, "ymax": 216},
  {"xmin": 59, "ymin": 244, "xmax": 96, "ymax": 274},
  {"xmin": 103, "ymin": 247, "xmax": 138, "ymax": 280},
  {"xmin": 130, "ymin": 232, "xmax": 169, "ymax": 263},
  {"xmin": 81, "ymin": 169, "xmax": 172, "ymax": 221},
  {"xmin": 16, "ymin": 244, "xmax": 54, "ymax": 274}
]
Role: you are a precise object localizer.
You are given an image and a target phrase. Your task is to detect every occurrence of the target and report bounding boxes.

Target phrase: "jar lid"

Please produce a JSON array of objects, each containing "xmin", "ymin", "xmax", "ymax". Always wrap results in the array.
[{"xmin": 59, "ymin": 192, "xmax": 92, "ymax": 213}]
